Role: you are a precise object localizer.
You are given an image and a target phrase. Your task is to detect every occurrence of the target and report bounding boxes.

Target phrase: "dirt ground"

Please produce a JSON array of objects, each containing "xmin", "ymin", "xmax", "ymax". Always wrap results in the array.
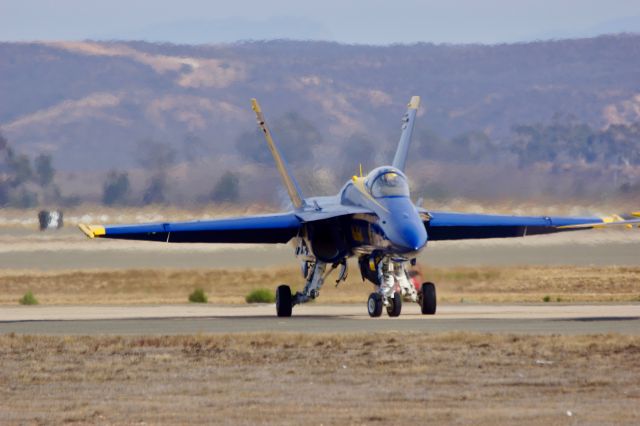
[
  {"xmin": 0, "ymin": 332, "xmax": 638, "ymax": 425},
  {"xmin": 1, "ymin": 265, "xmax": 639, "ymax": 305}
]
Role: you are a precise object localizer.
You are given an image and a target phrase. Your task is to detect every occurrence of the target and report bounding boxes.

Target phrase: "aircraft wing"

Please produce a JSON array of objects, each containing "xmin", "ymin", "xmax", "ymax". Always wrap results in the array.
[
  {"xmin": 422, "ymin": 210, "xmax": 640, "ymax": 241},
  {"xmin": 79, "ymin": 212, "xmax": 302, "ymax": 244}
]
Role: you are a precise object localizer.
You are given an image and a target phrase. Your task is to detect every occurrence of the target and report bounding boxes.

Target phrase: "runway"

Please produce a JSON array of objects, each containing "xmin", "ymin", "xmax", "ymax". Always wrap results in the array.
[{"xmin": 2, "ymin": 303, "xmax": 639, "ymax": 335}]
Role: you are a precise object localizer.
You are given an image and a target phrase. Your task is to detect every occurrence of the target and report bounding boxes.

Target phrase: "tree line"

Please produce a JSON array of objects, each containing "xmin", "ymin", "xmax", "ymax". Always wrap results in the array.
[
  {"xmin": 0, "ymin": 133, "xmax": 61, "ymax": 208},
  {"xmin": 1, "ymin": 109, "xmax": 638, "ymax": 208}
]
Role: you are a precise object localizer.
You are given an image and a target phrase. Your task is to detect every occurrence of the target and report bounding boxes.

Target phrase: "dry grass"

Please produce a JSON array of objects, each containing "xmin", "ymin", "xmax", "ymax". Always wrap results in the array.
[
  {"xmin": 0, "ymin": 332, "xmax": 638, "ymax": 424},
  {"xmin": 0, "ymin": 266, "xmax": 639, "ymax": 305}
]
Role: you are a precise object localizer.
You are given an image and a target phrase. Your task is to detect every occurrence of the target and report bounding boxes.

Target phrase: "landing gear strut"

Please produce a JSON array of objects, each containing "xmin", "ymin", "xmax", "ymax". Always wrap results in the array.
[{"xmin": 274, "ymin": 259, "xmax": 350, "ymax": 317}]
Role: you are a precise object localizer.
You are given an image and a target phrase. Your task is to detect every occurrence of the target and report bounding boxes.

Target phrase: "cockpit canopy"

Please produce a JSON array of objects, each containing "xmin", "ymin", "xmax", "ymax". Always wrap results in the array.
[{"xmin": 367, "ymin": 169, "xmax": 410, "ymax": 198}]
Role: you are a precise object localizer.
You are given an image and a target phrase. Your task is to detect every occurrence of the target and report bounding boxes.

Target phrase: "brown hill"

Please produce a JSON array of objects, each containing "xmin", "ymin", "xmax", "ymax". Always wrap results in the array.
[{"xmin": 0, "ymin": 36, "xmax": 639, "ymax": 206}]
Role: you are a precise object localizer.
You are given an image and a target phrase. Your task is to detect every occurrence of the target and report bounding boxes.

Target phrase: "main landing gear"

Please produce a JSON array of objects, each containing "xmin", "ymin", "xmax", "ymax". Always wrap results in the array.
[
  {"xmin": 275, "ymin": 285, "xmax": 293, "ymax": 317},
  {"xmin": 420, "ymin": 282, "xmax": 437, "ymax": 315},
  {"xmin": 274, "ymin": 259, "xmax": 348, "ymax": 317}
]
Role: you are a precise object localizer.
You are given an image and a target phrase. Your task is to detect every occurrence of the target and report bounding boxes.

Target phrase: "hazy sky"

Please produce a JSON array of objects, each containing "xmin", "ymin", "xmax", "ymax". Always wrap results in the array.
[{"xmin": 1, "ymin": 0, "xmax": 639, "ymax": 44}]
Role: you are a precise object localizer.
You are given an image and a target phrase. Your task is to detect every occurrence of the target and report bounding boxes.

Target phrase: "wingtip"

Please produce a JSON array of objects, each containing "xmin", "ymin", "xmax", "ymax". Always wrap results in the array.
[{"xmin": 78, "ymin": 223, "xmax": 105, "ymax": 239}]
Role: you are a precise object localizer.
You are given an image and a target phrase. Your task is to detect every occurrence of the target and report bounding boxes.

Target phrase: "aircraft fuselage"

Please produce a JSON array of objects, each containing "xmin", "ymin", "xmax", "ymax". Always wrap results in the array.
[{"xmin": 299, "ymin": 166, "xmax": 427, "ymax": 263}]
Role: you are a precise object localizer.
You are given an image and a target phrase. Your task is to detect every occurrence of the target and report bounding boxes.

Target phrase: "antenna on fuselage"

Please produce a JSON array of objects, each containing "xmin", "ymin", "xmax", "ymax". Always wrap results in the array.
[
  {"xmin": 251, "ymin": 98, "xmax": 306, "ymax": 210},
  {"xmin": 391, "ymin": 96, "xmax": 421, "ymax": 172}
]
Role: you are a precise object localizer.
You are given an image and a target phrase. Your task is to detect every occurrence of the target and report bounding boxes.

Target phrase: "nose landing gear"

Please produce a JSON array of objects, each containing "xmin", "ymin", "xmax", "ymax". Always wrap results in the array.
[
  {"xmin": 366, "ymin": 258, "xmax": 436, "ymax": 318},
  {"xmin": 386, "ymin": 291, "xmax": 402, "ymax": 317}
]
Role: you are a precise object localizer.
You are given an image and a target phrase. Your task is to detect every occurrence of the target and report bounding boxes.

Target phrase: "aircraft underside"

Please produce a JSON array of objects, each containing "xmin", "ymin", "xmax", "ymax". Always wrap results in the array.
[{"xmin": 275, "ymin": 236, "xmax": 436, "ymax": 318}]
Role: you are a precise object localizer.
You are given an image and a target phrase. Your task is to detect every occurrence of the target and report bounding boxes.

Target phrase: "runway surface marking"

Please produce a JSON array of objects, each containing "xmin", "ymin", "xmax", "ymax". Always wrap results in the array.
[
  {"xmin": 1, "ymin": 304, "xmax": 638, "ymax": 335},
  {"xmin": 1, "ymin": 303, "xmax": 639, "ymax": 321}
]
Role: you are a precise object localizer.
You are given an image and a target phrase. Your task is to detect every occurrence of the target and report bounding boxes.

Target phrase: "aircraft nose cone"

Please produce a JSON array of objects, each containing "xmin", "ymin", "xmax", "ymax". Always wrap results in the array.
[
  {"xmin": 403, "ymin": 229, "xmax": 427, "ymax": 252},
  {"xmin": 393, "ymin": 222, "xmax": 427, "ymax": 253},
  {"xmin": 381, "ymin": 196, "xmax": 427, "ymax": 254}
]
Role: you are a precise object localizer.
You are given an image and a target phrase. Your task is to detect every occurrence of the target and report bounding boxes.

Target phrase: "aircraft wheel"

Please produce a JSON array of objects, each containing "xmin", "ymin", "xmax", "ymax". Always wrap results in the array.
[
  {"xmin": 420, "ymin": 282, "xmax": 437, "ymax": 315},
  {"xmin": 367, "ymin": 293, "xmax": 383, "ymax": 318},
  {"xmin": 386, "ymin": 291, "xmax": 402, "ymax": 317},
  {"xmin": 275, "ymin": 285, "xmax": 293, "ymax": 317}
]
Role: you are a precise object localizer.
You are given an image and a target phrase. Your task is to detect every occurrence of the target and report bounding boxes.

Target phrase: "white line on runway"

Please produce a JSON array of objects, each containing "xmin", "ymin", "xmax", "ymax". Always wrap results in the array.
[{"xmin": 1, "ymin": 303, "xmax": 639, "ymax": 322}]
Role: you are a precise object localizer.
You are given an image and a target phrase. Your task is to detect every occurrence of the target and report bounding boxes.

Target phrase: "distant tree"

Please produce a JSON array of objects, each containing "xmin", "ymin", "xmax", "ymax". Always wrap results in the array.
[
  {"xmin": 13, "ymin": 188, "xmax": 38, "ymax": 208},
  {"xmin": 0, "ymin": 181, "xmax": 9, "ymax": 206},
  {"xmin": 415, "ymin": 128, "xmax": 450, "ymax": 161},
  {"xmin": 235, "ymin": 111, "xmax": 322, "ymax": 165},
  {"xmin": 509, "ymin": 118, "xmax": 640, "ymax": 168},
  {"xmin": 338, "ymin": 133, "xmax": 377, "ymax": 180},
  {"xmin": 210, "ymin": 171, "xmax": 239, "ymax": 203},
  {"xmin": 235, "ymin": 129, "xmax": 272, "ymax": 164},
  {"xmin": 135, "ymin": 139, "xmax": 176, "ymax": 171},
  {"xmin": 450, "ymin": 131, "xmax": 495, "ymax": 162},
  {"xmin": 6, "ymin": 149, "xmax": 32, "ymax": 187},
  {"xmin": 142, "ymin": 174, "xmax": 168, "ymax": 205},
  {"xmin": 34, "ymin": 154, "xmax": 55, "ymax": 187},
  {"xmin": 182, "ymin": 133, "xmax": 208, "ymax": 163},
  {"xmin": 135, "ymin": 139, "xmax": 176, "ymax": 204},
  {"xmin": 102, "ymin": 171, "xmax": 130, "ymax": 206}
]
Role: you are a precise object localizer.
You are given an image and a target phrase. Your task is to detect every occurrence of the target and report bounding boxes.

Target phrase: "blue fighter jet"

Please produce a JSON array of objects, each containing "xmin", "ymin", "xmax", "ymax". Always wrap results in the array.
[{"xmin": 80, "ymin": 96, "xmax": 640, "ymax": 317}]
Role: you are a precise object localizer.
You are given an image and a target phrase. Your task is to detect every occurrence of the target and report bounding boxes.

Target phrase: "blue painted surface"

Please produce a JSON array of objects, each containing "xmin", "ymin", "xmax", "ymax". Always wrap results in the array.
[
  {"xmin": 103, "ymin": 213, "xmax": 301, "ymax": 244},
  {"xmin": 377, "ymin": 196, "xmax": 427, "ymax": 253},
  {"xmin": 428, "ymin": 211, "xmax": 599, "ymax": 227}
]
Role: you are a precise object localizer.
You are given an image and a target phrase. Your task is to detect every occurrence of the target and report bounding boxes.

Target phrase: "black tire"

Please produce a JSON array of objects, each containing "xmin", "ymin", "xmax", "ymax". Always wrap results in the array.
[
  {"xmin": 420, "ymin": 282, "xmax": 437, "ymax": 315},
  {"xmin": 367, "ymin": 293, "xmax": 383, "ymax": 318},
  {"xmin": 275, "ymin": 285, "xmax": 293, "ymax": 317},
  {"xmin": 386, "ymin": 291, "xmax": 402, "ymax": 317}
]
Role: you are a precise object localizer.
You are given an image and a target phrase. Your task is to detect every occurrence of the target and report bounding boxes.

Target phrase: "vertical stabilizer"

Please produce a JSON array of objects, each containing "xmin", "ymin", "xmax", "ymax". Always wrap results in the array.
[
  {"xmin": 392, "ymin": 96, "xmax": 420, "ymax": 171},
  {"xmin": 251, "ymin": 99, "xmax": 306, "ymax": 209}
]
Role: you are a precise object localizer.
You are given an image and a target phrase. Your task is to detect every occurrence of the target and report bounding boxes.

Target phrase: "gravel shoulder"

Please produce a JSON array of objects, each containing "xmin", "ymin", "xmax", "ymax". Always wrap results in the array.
[{"xmin": 1, "ymin": 333, "xmax": 639, "ymax": 425}]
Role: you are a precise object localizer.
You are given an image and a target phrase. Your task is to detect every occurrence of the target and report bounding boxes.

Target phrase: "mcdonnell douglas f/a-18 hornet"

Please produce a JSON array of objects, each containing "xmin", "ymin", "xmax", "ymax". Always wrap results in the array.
[{"xmin": 80, "ymin": 96, "xmax": 640, "ymax": 317}]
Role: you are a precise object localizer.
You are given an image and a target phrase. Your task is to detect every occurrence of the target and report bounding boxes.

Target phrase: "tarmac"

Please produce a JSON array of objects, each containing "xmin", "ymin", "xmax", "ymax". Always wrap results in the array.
[{"xmin": 1, "ymin": 303, "xmax": 639, "ymax": 335}]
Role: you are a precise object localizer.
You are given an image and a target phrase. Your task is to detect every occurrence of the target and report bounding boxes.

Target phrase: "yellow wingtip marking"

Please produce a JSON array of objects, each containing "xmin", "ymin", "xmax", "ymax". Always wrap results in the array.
[
  {"xmin": 251, "ymin": 98, "xmax": 261, "ymax": 113},
  {"xmin": 408, "ymin": 95, "xmax": 420, "ymax": 109},
  {"xmin": 78, "ymin": 224, "xmax": 105, "ymax": 239},
  {"xmin": 599, "ymin": 214, "xmax": 624, "ymax": 224},
  {"xmin": 632, "ymin": 212, "xmax": 640, "ymax": 217}
]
